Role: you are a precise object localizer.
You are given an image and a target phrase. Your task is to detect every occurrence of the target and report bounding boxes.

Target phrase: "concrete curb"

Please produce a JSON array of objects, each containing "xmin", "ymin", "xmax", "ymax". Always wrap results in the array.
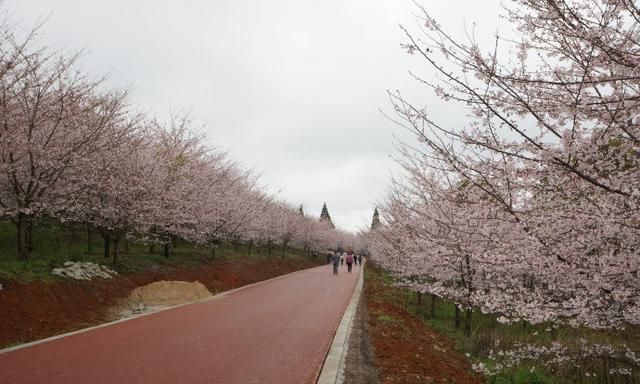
[
  {"xmin": 0, "ymin": 263, "xmax": 318, "ymax": 355},
  {"xmin": 316, "ymin": 263, "xmax": 365, "ymax": 384}
]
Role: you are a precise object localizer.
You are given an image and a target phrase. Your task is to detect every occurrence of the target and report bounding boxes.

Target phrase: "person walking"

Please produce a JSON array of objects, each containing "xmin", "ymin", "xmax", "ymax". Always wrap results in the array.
[
  {"xmin": 346, "ymin": 249, "xmax": 354, "ymax": 273},
  {"xmin": 331, "ymin": 251, "xmax": 341, "ymax": 275},
  {"xmin": 340, "ymin": 252, "xmax": 344, "ymax": 265},
  {"xmin": 357, "ymin": 254, "xmax": 363, "ymax": 265}
]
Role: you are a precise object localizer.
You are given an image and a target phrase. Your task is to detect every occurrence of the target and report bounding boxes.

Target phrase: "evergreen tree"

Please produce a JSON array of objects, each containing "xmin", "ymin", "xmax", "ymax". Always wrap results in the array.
[
  {"xmin": 319, "ymin": 202, "xmax": 335, "ymax": 229},
  {"xmin": 370, "ymin": 207, "xmax": 381, "ymax": 231}
]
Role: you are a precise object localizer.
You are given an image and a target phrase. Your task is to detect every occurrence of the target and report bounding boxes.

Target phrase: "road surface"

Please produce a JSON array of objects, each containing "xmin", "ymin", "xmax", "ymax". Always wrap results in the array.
[{"xmin": 0, "ymin": 263, "xmax": 361, "ymax": 384}]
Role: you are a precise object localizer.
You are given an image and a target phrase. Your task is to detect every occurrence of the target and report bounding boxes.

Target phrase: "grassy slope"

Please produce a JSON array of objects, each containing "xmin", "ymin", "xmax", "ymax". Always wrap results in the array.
[
  {"xmin": 0, "ymin": 219, "xmax": 313, "ymax": 282},
  {"xmin": 365, "ymin": 264, "xmax": 483, "ymax": 384}
]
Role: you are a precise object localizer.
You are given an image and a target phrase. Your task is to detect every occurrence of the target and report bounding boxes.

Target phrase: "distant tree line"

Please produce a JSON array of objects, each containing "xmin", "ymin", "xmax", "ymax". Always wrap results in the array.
[{"xmin": 0, "ymin": 12, "xmax": 357, "ymax": 264}]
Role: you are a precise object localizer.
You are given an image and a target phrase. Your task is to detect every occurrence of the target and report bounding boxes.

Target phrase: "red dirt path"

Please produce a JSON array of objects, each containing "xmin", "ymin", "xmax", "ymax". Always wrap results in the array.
[{"xmin": 0, "ymin": 264, "xmax": 360, "ymax": 384}]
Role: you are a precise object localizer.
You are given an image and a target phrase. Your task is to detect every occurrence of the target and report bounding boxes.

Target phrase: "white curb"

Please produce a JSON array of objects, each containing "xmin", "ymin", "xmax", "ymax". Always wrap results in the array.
[{"xmin": 316, "ymin": 263, "xmax": 365, "ymax": 384}]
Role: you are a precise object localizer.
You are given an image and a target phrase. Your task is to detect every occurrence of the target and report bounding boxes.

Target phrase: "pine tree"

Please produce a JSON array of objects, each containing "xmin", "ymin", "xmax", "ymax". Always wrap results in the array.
[
  {"xmin": 371, "ymin": 207, "xmax": 381, "ymax": 231},
  {"xmin": 319, "ymin": 202, "xmax": 335, "ymax": 229}
]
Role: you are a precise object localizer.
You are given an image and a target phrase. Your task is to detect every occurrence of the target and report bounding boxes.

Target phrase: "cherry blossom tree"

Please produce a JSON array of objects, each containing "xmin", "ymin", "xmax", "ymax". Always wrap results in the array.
[
  {"xmin": 62, "ymin": 119, "xmax": 160, "ymax": 265},
  {"xmin": 373, "ymin": 0, "xmax": 640, "ymax": 329},
  {"xmin": 0, "ymin": 32, "xmax": 127, "ymax": 259},
  {"xmin": 190, "ymin": 158, "xmax": 268, "ymax": 256},
  {"xmin": 143, "ymin": 115, "xmax": 210, "ymax": 257},
  {"xmin": 271, "ymin": 202, "xmax": 305, "ymax": 257}
]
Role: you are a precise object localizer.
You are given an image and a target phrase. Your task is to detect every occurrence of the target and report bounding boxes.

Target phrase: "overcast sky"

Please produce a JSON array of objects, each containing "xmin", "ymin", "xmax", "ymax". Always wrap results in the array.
[{"xmin": 5, "ymin": 0, "xmax": 505, "ymax": 232}]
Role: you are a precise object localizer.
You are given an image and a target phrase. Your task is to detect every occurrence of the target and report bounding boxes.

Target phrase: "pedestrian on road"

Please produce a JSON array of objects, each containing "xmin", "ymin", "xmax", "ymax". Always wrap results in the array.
[
  {"xmin": 331, "ymin": 251, "xmax": 341, "ymax": 275},
  {"xmin": 346, "ymin": 249, "xmax": 354, "ymax": 273},
  {"xmin": 340, "ymin": 253, "xmax": 344, "ymax": 265},
  {"xmin": 358, "ymin": 254, "xmax": 363, "ymax": 265}
]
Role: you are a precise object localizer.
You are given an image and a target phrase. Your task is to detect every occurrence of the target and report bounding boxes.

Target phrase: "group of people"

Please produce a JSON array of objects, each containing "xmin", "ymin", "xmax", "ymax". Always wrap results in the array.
[{"xmin": 328, "ymin": 249, "xmax": 363, "ymax": 275}]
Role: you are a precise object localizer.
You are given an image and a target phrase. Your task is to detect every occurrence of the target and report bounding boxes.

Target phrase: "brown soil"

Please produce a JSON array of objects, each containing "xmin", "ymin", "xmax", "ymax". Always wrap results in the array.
[
  {"xmin": 0, "ymin": 256, "xmax": 320, "ymax": 348},
  {"xmin": 365, "ymin": 266, "xmax": 484, "ymax": 384}
]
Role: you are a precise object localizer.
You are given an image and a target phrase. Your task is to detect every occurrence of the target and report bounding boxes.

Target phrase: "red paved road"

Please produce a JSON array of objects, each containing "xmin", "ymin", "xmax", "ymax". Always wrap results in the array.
[{"xmin": 0, "ymin": 263, "xmax": 360, "ymax": 384}]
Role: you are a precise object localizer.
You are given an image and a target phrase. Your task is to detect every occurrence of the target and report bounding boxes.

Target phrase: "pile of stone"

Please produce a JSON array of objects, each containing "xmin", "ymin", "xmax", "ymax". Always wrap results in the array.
[{"xmin": 52, "ymin": 261, "xmax": 118, "ymax": 280}]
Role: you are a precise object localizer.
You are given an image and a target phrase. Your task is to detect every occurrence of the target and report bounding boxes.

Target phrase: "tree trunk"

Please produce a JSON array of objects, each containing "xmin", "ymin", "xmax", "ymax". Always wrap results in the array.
[
  {"xmin": 454, "ymin": 305, "xmax": 461, "ymax": 329},
  {"xmin": 112, "ymin": 237, "xmax": 120, "ymax": 266},
  {"xmin": 417, "ymin": 291, "xmax": 422, "ymax": 306},
  {"xmin": 164, "ymin": 243, "xmax": 170, "ymax": 258},
  {"xmin": 430, "ymin": 294, "xmax": 436, "ymax": 319},
  {"xmin": 603, "ymin": 357, "xmax": 610, "ymax": 384},
  {"xmin": 124, "ymin": 238, "xmax": 129, "ymax": 254},
  {"xmin": 282, "ymin": 242, "xmax": 287, "ymax": 258},
  {"xmin": 248, "ymin": 240, "xmax": 253, "ymax": 255},
  {"xmin": 149, "ymin": 244, "xmax": 155, "ymax": 254},
  {"xmin": 87, "ymin": 227, "xmax": 94, "ymax": 254},
  {"xmin": 27, "ymin": 221, "xmax": 34, "ymax": 253},
  {"xmin": 268, "ymin": 240, "xmax": 272, "ymax": 254},
  {"xmin": 16, "ymin": 214, "xmax": 29, "ymax": 260},
  {"xmin": 103, "ymin": 233, "xmax": 111, "ymax": 259},
  {"xmin": 464, "ymin": 308, "xmax": 472, "ymax": 336}
]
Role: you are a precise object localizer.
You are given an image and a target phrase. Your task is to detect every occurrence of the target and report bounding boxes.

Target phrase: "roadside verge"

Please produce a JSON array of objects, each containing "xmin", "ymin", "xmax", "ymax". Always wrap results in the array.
[{"xmin": 316, "ymin": 263, "xmax": 365, "ymax": 384}]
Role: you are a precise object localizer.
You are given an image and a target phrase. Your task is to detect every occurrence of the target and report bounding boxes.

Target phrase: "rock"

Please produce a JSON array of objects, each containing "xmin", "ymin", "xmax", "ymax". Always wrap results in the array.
[{"xmin": 51, "ymin": 261, "xmax": 118, "ymax": 280}]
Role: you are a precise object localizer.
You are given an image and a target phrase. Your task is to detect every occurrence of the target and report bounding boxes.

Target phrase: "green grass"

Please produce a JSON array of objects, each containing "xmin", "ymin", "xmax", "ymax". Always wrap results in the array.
[
  {"xmin": 377, "ymin": 314, "xmax": 398, "ymax": 323},
  {"xmin": 0, "ymin": 219, "xmax": 315, "ymax": 282},
  {"xmin": 488, "ymin": 367, "xmax": 559, "ymax": 384},
  {"xmin": 371, "ymin": 266, "xmax": 640, "ymax": 384}
]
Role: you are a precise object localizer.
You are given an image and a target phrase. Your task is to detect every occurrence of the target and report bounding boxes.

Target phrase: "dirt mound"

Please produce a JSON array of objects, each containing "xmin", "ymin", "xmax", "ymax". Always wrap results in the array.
[
  {"xmin": 128, "ymin": 280, "xmax": 212, "ymax": 307},
  {"xmin": 113, "ymin": 281, "xmax": 213, "ymax": 319}
]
